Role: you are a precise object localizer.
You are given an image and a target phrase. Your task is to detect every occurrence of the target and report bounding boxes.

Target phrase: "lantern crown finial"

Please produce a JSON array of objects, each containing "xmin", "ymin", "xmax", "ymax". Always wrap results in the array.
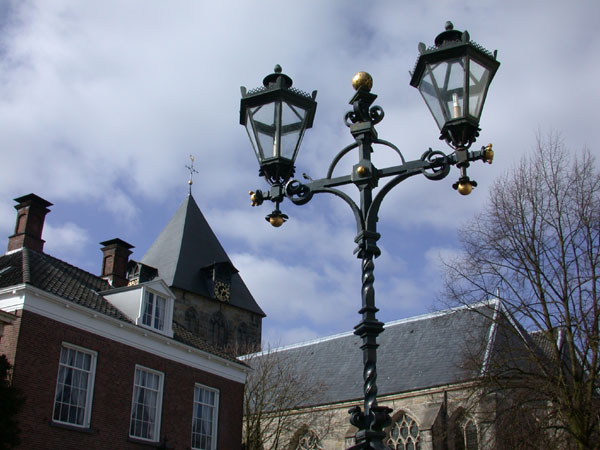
[
  {"xmin": 263, "ymin": 64, "xmax": 293, "ymax": 89},
  {"xmin": 435, "ymin": 21, "xmax": 463, "ymax": 47}
]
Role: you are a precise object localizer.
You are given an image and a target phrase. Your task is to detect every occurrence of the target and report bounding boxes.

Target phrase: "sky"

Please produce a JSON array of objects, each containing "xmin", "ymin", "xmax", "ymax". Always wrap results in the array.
[{"xmin": 0, "ymin": 1, "xmax": 598, "ymax": 347}]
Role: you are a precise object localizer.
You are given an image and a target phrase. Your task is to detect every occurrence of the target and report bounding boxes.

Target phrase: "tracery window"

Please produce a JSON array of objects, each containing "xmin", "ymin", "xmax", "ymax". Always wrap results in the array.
[
  {"xmin": 185, "ymin": 306, "xmax": 199, "ymax": 334},
  {"xmin": 386, "ymin": 413, "xmax": 421, "ymax": 450},
  {"xmin": 455, "ymin": 418, "xmax": 479, "ymax": 450},
  {"xmin": 294, "ymin": 428, "xmax": 322, "ymax": 450},
  {"xmin": 210, "ymin": 312, "xmax": 228, "ymax": 346}
]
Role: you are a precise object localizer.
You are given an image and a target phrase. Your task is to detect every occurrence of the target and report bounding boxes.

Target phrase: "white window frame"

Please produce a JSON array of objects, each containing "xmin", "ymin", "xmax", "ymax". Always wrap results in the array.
[
  {"xmin": 141, "ymin": 289, "xmax": 168, "ymax": 332},
  {"xmin": 129, "ymin": 365, "xmax": 164, "ymax": 443},
  {"xmin": 191, "ymin": 383, "xmax": 220, "ymax": 450},
  {"xmin": 52, "ymin": 343, "xmax": 97, "ymax": 428}
]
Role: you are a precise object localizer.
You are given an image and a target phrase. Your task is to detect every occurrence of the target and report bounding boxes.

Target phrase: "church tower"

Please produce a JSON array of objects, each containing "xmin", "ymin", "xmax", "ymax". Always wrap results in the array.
[{"xmin": 131, "ymin": 194, "xmax": 264, "ymax": 354}]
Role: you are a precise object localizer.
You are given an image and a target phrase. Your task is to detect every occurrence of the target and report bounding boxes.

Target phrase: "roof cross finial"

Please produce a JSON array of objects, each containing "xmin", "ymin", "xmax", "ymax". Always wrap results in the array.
[{"xmin": 185, "ymin": 155, "xmax": 199, "ymax": 195}]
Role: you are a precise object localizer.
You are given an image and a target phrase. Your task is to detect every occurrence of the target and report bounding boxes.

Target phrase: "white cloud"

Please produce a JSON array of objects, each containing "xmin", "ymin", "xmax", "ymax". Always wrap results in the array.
[
  {"xmin": 43, "ymin": 221, "xmax": 90, "ymax": 256},
  {"xmin": 0, "ymin": 0, "xmax": 599, "ymax": 345}
]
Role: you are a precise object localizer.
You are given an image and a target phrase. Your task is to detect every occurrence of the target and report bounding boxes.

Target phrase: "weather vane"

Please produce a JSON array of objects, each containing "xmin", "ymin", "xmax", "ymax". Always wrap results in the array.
[{"xmin": 185, "ymin": 155, "xmax": 198, "ymax": 194}]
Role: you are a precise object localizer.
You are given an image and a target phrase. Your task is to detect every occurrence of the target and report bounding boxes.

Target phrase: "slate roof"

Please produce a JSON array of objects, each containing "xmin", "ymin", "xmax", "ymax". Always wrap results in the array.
[
  {"xmin": 250, "ymin": 303, "xmax": 498, "ymax": 408},
  {"xmin": 0, "ymin": 247, "xmax": 241, "ymax": 364},
  {"xmin": 141, "ymin": 194, "xmax": 265, "ymax": 316},
  {"xmin": 0, "ymin": 248, "xmax": 128, "ymax": 320}
]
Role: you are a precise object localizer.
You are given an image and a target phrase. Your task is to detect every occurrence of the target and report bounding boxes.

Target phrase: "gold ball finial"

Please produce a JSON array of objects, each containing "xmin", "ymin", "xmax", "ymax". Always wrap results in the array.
[
  {"xmin": 457, "ymin": 181, "xmax": 473, "ymax": 195},
  {"xmin": 356, "ymin": 166, "xmax": 368, "ymax": 177},
  {"xmin": 483, "ymin": 143, "xmax": 494, "ymax": 164},
  {"xmin": 269, "ymin": 215, "xmax": 285, "ymax": 227},
  {"xmin": 352, "ymin": 72, "xmax": 373, "ymax": 92}
]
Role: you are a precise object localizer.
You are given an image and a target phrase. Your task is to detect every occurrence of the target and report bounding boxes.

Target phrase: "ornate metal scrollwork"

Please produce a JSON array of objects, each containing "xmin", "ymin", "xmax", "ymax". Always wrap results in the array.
[
  {"xmin": 369, "ymin": 105, "xmax": 384, "ymax": 125},
  {"xmin": 285, "ymin": 179, "xmax": 313, "ymax": 205},
  {"xmin": 344, "ymin": 105, "xmax": 385, "ymax": 128},
  {"xmin": 421, "ymin": 148, "xmax": 451, "ymax": 180}
]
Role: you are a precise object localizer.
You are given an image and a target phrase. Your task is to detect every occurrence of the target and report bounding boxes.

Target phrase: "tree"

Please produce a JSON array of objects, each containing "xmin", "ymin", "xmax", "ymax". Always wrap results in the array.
[
  {"xmin": 0, "ymin": 355, "xmax": 24, "ymax": 450},
  {"xmin": 241, "ymin": 345, "xmax": 333, "ymax": 450},
  {"xmin": 442, "ymin": 133, "xmax": 600, "ymax": 450}
]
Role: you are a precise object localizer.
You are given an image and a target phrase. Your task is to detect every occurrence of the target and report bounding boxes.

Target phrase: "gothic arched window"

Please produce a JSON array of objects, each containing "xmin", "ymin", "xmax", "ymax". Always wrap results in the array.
[
  {"xmin": 185, "ymin": 306, "xmax": 199, "ymax": 334},
  {"xmin": 210, "ymin": 312, "xmax": 228, "ymax": 347},
  {"xmin": 293, "ymin": 427, "xmax": 322, "ymax": 450},
  {"xmin": 455, "ymin": 418, "xmax": 479, "ymax": 450},
  {"xmin": 387, "ymin": 412, "xmax": 421, "ymax": 450}
]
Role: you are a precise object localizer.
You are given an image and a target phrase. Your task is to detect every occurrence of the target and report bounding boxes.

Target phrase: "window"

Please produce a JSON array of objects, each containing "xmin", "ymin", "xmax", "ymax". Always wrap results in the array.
[
  {"xmin": 294, "ymin": 428, "xmax": 323, "ymax": 450},
  {"xmin": 191, "ymin": 384, "xmax": 219, "ymax": 450},
  {"xmin": 456, "ymin": 419, "xmax": 479, "ymax": 450},
  {"xmin": 386, "ymin": 413, "xmax": 421, "ymax": 450},
  {"xmin": 142, "ymin": 291, "xmax": 166, "ymax": 331},
  {"xmin": 52, "ymin": 344, "xmax": 97, "ymax": 428},
  {"xmin": 185, "ymin": 306, "xmax": 199, "ymax": 334},
  {"xmin": 129, "ymin": 366, "xmax": 164, "ymax": 442},
  {"xmin": 210, "ymin": 312, "xmax": 228, "ymax": 347}
]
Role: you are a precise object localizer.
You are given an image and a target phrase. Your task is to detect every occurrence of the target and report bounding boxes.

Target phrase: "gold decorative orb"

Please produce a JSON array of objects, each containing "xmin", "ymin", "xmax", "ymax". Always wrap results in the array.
[
  {"xmin": 352, "ymin": 72, "xmax": 373, "ymax": 91},
  {"xmin": 269, "ymin": 215, "xmax": 285, "ymax": 227},
  {"xmin": 356, "ymin": 166, "xmax": 367, "ymax": 176},
  {"xmin": 483, "ymin": 143, "xmax": 494, "ymax": 164},
  {"xmin": 457, "ymin": 181, "xmax": 473, "ymax": 196}
]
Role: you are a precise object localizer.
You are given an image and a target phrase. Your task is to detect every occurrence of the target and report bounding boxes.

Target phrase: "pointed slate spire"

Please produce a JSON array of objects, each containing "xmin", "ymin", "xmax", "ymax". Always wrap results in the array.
[{"xmin": 142, "ymin": 195, "xmax": 264, "ymax": 316}]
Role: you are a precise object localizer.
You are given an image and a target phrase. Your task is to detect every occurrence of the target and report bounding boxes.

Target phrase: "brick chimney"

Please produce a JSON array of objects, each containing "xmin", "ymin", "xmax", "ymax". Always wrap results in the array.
[
  {"xmin": 7, "ymin": 194, "xmax": 53, "ymax": 253},
  {"xmin": 100, "ymin": 238, "xmax": 134, "ymax": 288}
]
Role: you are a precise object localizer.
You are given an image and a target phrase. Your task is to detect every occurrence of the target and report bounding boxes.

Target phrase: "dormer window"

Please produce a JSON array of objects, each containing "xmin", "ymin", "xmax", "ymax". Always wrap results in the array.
[
  {"xmin": 101, "ymin": 280, "xmax": 174, "ymax": 338},
  {"xmin": 142, "ymin": 291, "xmax": 166, "ymax": 331}
]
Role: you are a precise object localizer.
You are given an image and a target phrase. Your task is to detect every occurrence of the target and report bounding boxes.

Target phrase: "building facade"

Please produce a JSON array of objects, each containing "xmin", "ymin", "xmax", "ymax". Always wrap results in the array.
[{"xmin": 0, "ymin": 193, "xmax": 260, "ymax": 449}]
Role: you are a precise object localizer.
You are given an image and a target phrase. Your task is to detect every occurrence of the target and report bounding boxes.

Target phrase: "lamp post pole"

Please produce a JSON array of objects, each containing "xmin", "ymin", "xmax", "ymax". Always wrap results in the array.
[{"xmin": 240, "ymin": 23, "xmax": 499, "ymax": 449}]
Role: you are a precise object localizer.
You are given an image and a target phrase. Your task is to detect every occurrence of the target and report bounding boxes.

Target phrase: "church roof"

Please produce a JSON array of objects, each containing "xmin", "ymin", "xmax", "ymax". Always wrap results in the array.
[
  {"xmin": 248, "ymin": 302, "xmax": 500, "ymax": 408},
  {"xmin": 141, "ymin": 195, "xmax": 264, "ymax": 316}
]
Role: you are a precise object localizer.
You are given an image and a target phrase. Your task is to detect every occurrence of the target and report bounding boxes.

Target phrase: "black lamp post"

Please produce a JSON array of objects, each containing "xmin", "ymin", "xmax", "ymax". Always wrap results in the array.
[{"xmin": 240, "ymin": 22, "xmax": 499, "ymax": 449}]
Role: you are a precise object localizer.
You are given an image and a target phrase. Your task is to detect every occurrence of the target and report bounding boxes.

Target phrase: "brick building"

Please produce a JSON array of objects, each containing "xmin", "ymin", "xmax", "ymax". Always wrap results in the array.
[{"xmin": 0, "ymin": 193, "xmax": 262, "ymax": 449}]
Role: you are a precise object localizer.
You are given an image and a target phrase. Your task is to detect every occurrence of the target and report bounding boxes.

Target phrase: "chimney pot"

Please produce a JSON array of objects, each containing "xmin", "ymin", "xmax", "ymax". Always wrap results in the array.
[
  {"xmin": 100, "ymin": 238, "xmax": 134, "ymax": 288},
  {"xmin": 7, "ymin": 194, "xmax": 53, "ymax": 253}
]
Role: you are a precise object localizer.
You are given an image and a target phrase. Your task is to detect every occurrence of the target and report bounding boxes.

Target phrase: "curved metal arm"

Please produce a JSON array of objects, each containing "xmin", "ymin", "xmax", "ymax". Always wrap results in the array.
[
  {"xmin": 285, "ymin": 146, "xmax": 454, "ymax": 236},
  {"xmin": 286, "ymin": 180, "xmax": 365, "ymax": 234}
]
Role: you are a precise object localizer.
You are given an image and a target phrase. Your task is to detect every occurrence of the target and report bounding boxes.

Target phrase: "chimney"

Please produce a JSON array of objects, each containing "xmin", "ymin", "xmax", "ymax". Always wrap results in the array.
[
  {"xmin": 7, "ymin": 194, "xmax": 53, "ymax": 253},
  {"xmin": 100, "ymin": 238, "xmax": 134, "ymax": 288}
]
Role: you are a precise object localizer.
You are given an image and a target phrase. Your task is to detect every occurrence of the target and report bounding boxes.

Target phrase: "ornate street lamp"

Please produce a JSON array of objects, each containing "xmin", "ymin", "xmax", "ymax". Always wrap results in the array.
[
  {"xmin": 240, "ymin": 22, "xmax": 499, "ymax": 449},
  {"xmin": 240, "ymin": 65, "xmax": 318, "ymax": 226},
  {"xmin": 410, "ymin": 21, "xmax": 499, "ymax": 194}
]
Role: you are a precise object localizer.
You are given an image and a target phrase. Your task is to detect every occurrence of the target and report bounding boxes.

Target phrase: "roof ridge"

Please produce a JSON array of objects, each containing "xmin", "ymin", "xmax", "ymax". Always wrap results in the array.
[{"xmin": 251, "ymin": 300, "xmax": 499, "ymax": 356}]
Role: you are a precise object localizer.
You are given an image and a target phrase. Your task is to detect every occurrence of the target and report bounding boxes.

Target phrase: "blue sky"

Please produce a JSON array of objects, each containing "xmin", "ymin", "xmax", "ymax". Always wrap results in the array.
[{"xmin": 0, "ymin": 1, "xmax": 599, "ymax": 346}]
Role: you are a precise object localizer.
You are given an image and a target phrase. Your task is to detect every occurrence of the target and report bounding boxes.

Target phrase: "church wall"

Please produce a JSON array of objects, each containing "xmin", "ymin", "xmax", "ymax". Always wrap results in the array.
[
  {"xmin": 171, "ymin": 287, "xmax": 262, "ymax": 352},
  {"xmin": 261, "ymin": 384, "xmax": 488, "ymax": 450}
]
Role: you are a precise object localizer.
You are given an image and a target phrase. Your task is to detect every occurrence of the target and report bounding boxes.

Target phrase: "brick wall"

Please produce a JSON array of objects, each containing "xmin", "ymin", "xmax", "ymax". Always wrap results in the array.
[{"xmin": 7, "ymin": 309, "xmax": 243, "ymax": 449}]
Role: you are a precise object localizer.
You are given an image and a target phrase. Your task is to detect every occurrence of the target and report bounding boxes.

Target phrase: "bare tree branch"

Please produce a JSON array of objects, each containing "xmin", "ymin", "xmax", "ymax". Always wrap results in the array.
[{"xmin": 442, "ymin": 133, "xmax": 600, "ymax": 450}]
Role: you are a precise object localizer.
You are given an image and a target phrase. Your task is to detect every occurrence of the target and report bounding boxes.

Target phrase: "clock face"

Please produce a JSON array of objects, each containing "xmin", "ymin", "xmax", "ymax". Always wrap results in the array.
[{"xmin": 214, "ymin": 280, "xmax": 230, "ymax": 302}]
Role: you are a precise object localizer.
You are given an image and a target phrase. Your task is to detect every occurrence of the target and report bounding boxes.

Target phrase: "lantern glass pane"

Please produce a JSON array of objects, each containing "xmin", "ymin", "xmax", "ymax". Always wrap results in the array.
[
  {"xmin": 247, "ymin": 102, "xmax": 279, "ymax": 159},
  {"xmin": 418, "ymin": 69, "xmax": 446, "ymax": 130},
  {"xmin": 280, "ymin": 101, "xmax": 307, "ymax": 160},
  {"xmin": 245, "ymin": 114, "xmax": 262, "ymax": 161},
  {"xmin": 430, "ymin": 56, "xmax": 466, "ymax": 121},
  {"xmin": 467, "ymin": 58, "xmax": 491, "ymax": 120}
]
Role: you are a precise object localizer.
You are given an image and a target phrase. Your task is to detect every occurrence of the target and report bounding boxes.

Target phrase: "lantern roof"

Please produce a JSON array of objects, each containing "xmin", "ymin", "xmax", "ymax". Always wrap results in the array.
[{"xmin": 409, "ymin": 22, "xmax": 499, "ymax": 89}]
